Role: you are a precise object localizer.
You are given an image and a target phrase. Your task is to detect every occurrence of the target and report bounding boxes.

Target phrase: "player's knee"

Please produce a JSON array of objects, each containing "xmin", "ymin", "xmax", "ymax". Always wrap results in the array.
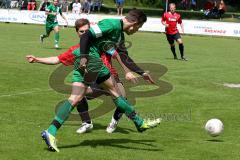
[
  {"xmin": 68, "ymin": 95, "xmax": 84, "ymax": 106},
  {"xmin": 178, "ymin": 39, "xmax": 183, "ymax": 44}
]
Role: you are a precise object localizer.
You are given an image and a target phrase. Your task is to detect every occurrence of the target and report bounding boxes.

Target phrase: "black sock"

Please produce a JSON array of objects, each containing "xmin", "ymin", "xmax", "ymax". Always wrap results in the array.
[
  {"xmin": 113, "ymin": 107, "xmax": 124, "ymax": 121},
  {"xmin": 170, "ymin": 46, "xmax": 177, "ymax": 58},
  {"xmin": 76, "ymin": 97, "xmax": 91, "ymax": 124},
  {"xmin": 179, "ymin": 43, "xmax": 184, "ymax": 58}
]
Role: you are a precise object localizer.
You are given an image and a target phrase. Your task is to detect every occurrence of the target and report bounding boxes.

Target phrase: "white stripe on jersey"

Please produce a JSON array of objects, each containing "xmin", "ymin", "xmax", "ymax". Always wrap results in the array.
[{"xmin": 91, "ymin": 25, "xmax": 102, "ymax": 38}]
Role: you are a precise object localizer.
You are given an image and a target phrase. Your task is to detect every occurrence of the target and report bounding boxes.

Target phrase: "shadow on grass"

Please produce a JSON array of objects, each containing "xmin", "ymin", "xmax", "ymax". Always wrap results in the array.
[
  {"xmin": 43, "ymin": 47, "xmax": 69, "ymax": 50},
  {"xmin": 59, "ymin": 138, "xmax": 163, "ymax": 151},
  {"xmin": 206, "ymin": 139, "xmax": 224, "ymax": 143},
  {"xmin": 66, "ymin": 122, "xmax": 135, "ymax": 134}
]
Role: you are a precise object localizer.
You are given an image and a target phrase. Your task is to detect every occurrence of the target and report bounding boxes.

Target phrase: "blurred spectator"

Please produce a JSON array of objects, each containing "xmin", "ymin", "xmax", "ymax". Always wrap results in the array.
[
  {"xmin": 60, "ymin": 0, "xmax": 69, "ymax": 12},
  {"xmin": 204, "ymin": 0, "xmax": 214, "ymax": 10},
  {"xmin": 38, "ymin": 0, "xmax": 50, "ymax": 11},
  {"xmin": 218, "ymin": 0, "xmax": 226, "ymax": 20},
  {"xmin": 27, "ymin": 0, "xmax": 36, "ymax": 10},
  {"xmin": 10, "ymin": 0, "xmax": 19, "ymax": 8},
  {"xmin": 2, "ymin": 0, "xmax": 11, "ymax": 8},
  {"xmin": 212, "ymin": 1, "xmax": 218, "ymax": 15},
  {"xmin": 180, "ymin": 0, "xmax": 188, "ymax": 10},
  {"xmin": 91, "ymin": 0, "xmax": 102, "ymax": 12},
  {"xmin": 116, "ymin": 0, "xmax": 124, "ymax": 16},
  {"xmin": 21, "ymin": 0, "xmax": 28, "ymax": 9},
  {"xmin": 18, "ymin": 0, "xmax": 23, "ymax": 9},
  {"xmin": 204, "ymin": 0, "xmax": 226, "ymax": 19},
  {"xmin": 72, "ymin": 0, "xmax": 81, "ymax": 14},
  {"xmin": 83, "ymin": 0, "xmax": 91, "ymax": 14},
  {"xmin": 190, "ymin": 0, "xmax": 196, "ymax": 10}
]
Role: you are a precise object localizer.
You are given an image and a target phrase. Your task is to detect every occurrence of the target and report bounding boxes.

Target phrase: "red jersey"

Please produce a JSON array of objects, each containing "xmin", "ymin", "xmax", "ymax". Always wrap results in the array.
[
  {"xmin": 57, "ymin": 44, "xmax": 118, "ymax": 77},
  {"xmin": 161, "ymin": 12, "xmax": 182, "ymax": 35}
]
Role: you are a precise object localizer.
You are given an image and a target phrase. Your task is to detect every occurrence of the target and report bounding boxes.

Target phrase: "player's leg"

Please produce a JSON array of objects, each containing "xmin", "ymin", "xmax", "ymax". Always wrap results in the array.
[
  {"xmin": 120, "ymin": 4, "xmax": 123, "ymax": 16},
  {"xmin": 75, "ymin": 97, "xmax": 94, "ymax": 134},
  {"xmin": 40, "ymin": 23, "xmax": 52, "ymax": 43},
  {"xmin": 53, "ymin": 24, "xmax": 60, "ymax": 48},
  {"xmin": 87, "ymin": 52, "xmax": 160, "ymax": 132},
  {"xmin": 167, "ymin": 34, "xmax": 177, "ymax": 59},
  {"xmin": 106, "ymin": 78, "xmax": 125, "ymax": 133},
  {"xmin": 75, "ymin": 86, "xmax": 98, "ymax": 134},
  {"xmin": 116, "ymin": 3, "xmax": 120, "ymax": 15},
  {"xmin": 42, "ymin": 69, "xmax": 88, "ymax": 152},
  {"xmin": 76, "ymin": 78, "xmax": 123, "ymax": 134},
  {"xmin": 176, "ymin": 33, "xmax": 187, "ymax": 61},
  {"xmin": 100, "ymin": 76, "xmax": 161, "ymax": 132}
]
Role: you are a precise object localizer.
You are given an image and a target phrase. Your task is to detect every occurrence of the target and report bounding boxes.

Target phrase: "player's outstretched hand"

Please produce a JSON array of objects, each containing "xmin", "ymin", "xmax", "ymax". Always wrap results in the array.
[
  {"xmin": 125, "ymin": 72, "xmax": 138, "ymax": 84},
  {"xmin": 26, "ymin": 55, "xmax": 37, "ymax": 63},
  {"xmin": 80, "ymin": 57, "xmax": 88, "ymax": 72},
  {"xmin": 142, "ymin": 72, "xmax": 155, "ymax": 84}
]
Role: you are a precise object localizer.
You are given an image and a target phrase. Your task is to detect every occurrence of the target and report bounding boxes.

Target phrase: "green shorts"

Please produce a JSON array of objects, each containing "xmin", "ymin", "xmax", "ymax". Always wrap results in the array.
[
  {"xmin": 46, "ymin": 22, "xmax": 58, "ymax": 35},
  {"xmin": 72, "ymin": 52, "xmax": 110, "ymax": 85}
]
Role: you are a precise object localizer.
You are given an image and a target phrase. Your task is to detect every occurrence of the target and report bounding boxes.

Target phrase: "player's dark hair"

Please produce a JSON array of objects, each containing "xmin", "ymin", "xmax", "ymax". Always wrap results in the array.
[
  {"xmin": 75, "ymin": 18, "xmax": 90, "ymax": 32},
  {"xmin": 125, "ymin": 8, "xmax": 147, "ymax": 24}
]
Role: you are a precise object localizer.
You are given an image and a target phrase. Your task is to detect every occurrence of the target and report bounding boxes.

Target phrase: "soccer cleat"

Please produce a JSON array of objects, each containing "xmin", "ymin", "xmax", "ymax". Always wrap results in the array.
[
  {"xmin": 41, "ymin": 130, "xmax": 59, "ymax": 152},
  {"xmin": 106, "ymin": 117, "xmax": 118, "ymax": 133},
  {"xmin": 181, "ymin": 57, "xmax": 188, "ymax": 61},
  {"xmin": 40, "ymin": 35, "xmax": 44, "ymax": 43},
  {"xmin": 54, "ymin": 44, "xmax": 59, "ymax": 49},
  {"xmin": 137, "ymin": 118, "xmax": 162, "ymax": 133},
  {"xmin": 76, "ymin": 122, "xmax": 93, "ymax": 134}
]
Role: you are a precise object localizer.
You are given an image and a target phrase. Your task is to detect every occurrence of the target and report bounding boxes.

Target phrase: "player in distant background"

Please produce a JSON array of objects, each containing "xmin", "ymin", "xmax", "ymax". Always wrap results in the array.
[
  {"xmin": 40, "ymin": 0, "xmax": 68, "ymax": 49},
  {"xmin": 161, "ymin": 3, "xmax": 187, "ymax": 61}
]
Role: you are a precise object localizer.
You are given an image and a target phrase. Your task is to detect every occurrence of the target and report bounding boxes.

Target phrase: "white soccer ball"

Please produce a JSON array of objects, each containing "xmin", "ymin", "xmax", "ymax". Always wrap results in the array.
[{"xmin": 205, "ymin": 119, "xmax": 224, "ymax": 137}]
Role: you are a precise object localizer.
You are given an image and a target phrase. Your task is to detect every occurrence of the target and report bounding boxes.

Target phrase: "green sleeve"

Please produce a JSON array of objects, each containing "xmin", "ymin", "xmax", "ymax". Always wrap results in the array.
[
  {"xmin": 89, "ymin": 19, "xmax": 114, "ymax": 38},
  {"xmin": 45, "ymin": 4, "xmax": 52, "ymax": 12},
  {"xmin": 59, "ymin": 7, "xmax": 62, "ymax": 15}
]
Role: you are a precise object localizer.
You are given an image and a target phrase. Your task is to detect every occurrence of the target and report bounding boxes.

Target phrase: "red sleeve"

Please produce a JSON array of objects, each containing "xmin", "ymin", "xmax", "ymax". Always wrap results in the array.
[
  {"xmin": 58, "ymin": 49, "xmax": 75, "ymax": 66},
  {"xmin": 100, "ymin": 53, "xmax": 118, "ymax": 77},
  {"xmin": 161, "ymin": 13, "xmax": 166, "ymax": 22},
  {"xmin": 178, "ymin": 14, "xmax": 182, "ymax": 24}
]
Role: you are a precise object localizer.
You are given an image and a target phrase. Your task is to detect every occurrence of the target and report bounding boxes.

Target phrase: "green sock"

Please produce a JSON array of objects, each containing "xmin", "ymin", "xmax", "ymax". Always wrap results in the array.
[
  {"xmin": 54, "ymin": 32, "xmax": 59, "ymax": 45},
  {"xmin": 47, "ymin": 124, "xmax": 57, "ymax": 137},
  {"xmin": 114, "ymin": 96, "xmax": 143, "ymax": 128},
  {"xmin": 47, "ymin": 100, "xmax": 74, "ymax": 136},
  {"xmin": 42, "ymin": 34, "xmax": 48, "ymax": 38}
]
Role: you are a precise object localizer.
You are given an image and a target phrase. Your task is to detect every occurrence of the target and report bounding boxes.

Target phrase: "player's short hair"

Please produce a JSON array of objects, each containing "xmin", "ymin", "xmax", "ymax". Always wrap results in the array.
[
  {"xmin": 169, "ymin": 3, "xmax": 176, "ymax": 7},
  {"xmin": 125, "ymin": 8, "xmax": 147, "ymax": 25},
  {"xmin": 75, "ymin": 18, "xmax": 90, "ymax": 32}
]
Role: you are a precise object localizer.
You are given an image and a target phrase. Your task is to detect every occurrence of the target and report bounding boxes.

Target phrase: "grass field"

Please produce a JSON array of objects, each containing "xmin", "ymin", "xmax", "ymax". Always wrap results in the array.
[{"xmin": 0, "ymin": 22, "xmax": 240, "ymax": 160}]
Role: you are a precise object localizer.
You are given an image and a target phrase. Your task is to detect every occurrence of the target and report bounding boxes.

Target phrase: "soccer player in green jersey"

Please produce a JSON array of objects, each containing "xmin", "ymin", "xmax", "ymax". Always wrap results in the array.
[
  {"xmin": 27, "ymin": 18, "xmax": 155, "ymax": 134},
  {"xmin": 40, "ymin": 9, "xmax": 160, "ymax": 152},
  {"xmin": 40, "ymin": 0, "xmax": 68, "ymax": 49}
]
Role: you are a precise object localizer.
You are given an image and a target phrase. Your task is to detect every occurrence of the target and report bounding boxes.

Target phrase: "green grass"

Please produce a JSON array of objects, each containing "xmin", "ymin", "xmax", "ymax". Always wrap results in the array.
[{"xmin": 0, "ymin": 22, "xmax": 240, "ymax": 160}]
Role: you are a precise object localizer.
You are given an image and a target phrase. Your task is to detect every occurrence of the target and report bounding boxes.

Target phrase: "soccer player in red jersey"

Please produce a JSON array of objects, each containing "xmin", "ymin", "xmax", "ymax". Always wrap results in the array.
[{"xmin": 161, "ymin": 3, "xmax": 187, "ymax": 61}]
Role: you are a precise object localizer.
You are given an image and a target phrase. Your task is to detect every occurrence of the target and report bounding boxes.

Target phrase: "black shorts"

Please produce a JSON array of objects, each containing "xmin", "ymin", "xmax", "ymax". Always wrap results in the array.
[
  {"xmin": 86, "ymin": 75, "xmax": 123, "ymax": 100},
  {"xmin": 166, "ymin": 33, "xmax": 181, "ymax": 45}
]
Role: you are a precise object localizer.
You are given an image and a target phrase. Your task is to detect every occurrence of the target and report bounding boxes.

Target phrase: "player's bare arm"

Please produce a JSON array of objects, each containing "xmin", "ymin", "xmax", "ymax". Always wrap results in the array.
[
  {"xmin": 26, "ymin": 55, "xmax": 60, "ymax": 65},
  {"xmin": 115, "ymin": 54, "xmax": 138, "ymax": 84},
  {"xmin": 60, "ymin": 14, "xmax": 68, "ymax": 26},
  {"xmin": 119, "ymin": 51, "xmax": 155, "ymax": 84},
  {"xmin": 180, "ymin": 23, "xmax": 184, "ymax": 34}
]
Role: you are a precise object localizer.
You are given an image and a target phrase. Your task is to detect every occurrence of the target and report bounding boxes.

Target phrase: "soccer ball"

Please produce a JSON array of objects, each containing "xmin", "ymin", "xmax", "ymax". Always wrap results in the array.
[{"xmin": 205, "ymin": 119, "xmax": 224, "ymax": 137}]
